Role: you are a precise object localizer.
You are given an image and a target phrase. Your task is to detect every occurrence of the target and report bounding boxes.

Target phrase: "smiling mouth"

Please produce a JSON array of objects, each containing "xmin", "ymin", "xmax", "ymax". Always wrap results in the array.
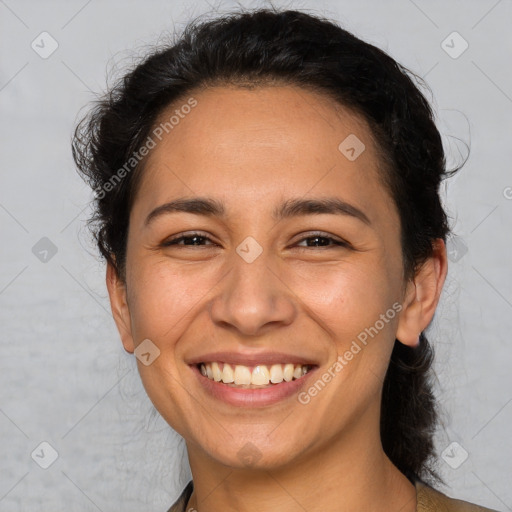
[{"xmin": 197, "ymin": 362, "xmax": 314, "ymax": 388}]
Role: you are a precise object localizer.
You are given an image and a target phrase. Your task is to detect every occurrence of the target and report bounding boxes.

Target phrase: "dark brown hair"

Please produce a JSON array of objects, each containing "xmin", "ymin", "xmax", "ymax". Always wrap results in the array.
[{"xmin": 72, "ymin": 7, "xmax": 463, "ymax": 485}]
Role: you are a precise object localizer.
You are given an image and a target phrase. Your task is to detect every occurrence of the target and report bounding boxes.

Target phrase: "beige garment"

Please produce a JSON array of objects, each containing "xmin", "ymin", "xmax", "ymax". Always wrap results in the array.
[
  {"xmin": 415, "ymin": 481, "xmax": 499, "ymax": 512},
  {"xmin": 167, "ymin": 479, "xmax": 500, "ymax": 511}
]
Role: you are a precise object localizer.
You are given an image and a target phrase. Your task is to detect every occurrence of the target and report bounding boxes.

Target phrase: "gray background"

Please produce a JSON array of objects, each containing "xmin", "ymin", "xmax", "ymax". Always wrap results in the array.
[{"xmin": 0, "ymin": 0, "xmax": 511, "ymax": 510}]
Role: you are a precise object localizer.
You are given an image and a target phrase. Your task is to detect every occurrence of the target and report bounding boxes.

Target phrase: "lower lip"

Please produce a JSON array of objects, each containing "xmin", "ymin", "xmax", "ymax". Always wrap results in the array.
[{"xmin": 190, "ymin": 365, "xmax": 318, "ymax": 407}]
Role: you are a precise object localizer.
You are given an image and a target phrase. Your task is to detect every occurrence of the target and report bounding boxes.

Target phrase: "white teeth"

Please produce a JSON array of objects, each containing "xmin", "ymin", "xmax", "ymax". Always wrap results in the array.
[
  {"xmin": 199, "ymin": 362, "xmax": 311, "ymax": 386},
  {"xmin": 283, "ymin": 364, "xmax": 294, "ymax": 382},
  {"xmin": 222, "ymin": 363, "xmax": 234, "ymax": 383},
  {"xmin": 251, "ymin": 365, "xmax": 270, "ymax": 385},
  {"xmin": 211, "ymin": 362, "xmax": 222, "ymax": 382},
  {"xmin": 270, "ymin": 364, "xmax": 284, "ymax": 384},
  {"xmin": 234, "ymin": 365, "xmax": 252, "ymax": 385}
]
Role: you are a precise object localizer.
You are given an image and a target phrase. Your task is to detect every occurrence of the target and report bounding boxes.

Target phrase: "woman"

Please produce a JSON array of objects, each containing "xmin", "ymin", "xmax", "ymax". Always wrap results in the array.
[{"xmin": 72, "ymin": 7, "xmax": 498, "ymax": 512}]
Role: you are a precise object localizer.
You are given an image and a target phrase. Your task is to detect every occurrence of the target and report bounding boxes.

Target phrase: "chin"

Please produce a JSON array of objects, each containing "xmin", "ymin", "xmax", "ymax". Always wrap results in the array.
[{"xmin": 200, "ymin": 436, "xmax": 305, "ymax": 471}]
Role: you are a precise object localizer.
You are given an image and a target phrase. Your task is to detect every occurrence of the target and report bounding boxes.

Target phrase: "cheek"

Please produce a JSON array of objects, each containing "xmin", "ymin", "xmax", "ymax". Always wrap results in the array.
[
  {"xmin": 126, "ymin": 255, "xmax": 222, "ymax": 343},
  {"xmin": 288, "ymin": 263, "xmax": 399, "ymax": 414},
  {"xmin": 285, "ymin": 259, "xmax": 398, "ymax": 340}
]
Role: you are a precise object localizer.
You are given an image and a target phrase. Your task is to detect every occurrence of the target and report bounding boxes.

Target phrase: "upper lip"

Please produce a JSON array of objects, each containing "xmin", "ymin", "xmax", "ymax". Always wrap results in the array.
[{"xmin": 187, "ymin": 351, "xmax": 320, "ymax": 367}]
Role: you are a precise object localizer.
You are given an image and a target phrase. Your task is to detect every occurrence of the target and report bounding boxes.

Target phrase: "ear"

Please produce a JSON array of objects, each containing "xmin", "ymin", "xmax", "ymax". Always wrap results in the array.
[
  {"xmin": 106, "ymin": 261, "xmax": 135, "ymax": 353},
  {"xmin": 395, "ymin": 239, "xmax": 448, "ymax": 348}
]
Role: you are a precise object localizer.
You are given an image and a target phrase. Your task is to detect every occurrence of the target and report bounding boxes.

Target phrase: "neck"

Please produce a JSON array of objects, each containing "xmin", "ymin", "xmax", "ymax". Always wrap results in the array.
[{"xmin": 184, "ymin": 418, "xmax": 416, "ymax": 512}]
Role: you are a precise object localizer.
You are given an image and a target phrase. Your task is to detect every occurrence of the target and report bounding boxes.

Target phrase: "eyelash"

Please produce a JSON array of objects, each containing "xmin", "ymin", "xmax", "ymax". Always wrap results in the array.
[{"xmin": 161, "ymin": 231, "xmax": 350, "ymax": 249}]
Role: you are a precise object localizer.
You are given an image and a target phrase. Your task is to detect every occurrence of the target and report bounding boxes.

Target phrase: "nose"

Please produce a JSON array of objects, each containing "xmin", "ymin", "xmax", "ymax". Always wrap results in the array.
[{"xmin": 208, "ymin": 248, "xmax": 297, "ymax": 337}]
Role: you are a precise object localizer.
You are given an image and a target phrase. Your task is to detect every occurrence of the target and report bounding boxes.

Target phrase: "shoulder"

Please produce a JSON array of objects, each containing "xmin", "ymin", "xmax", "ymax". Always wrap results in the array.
[
  {"xmin": 166, "ymin": 480, "xmax": 194, "ymax": 512},
  {"xmin": 415, "ymin": 480, "xmax": 499, "ymax": 512}
]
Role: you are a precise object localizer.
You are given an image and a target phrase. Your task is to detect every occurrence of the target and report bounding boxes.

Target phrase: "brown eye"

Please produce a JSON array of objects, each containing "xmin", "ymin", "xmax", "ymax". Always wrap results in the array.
[
  {"xmin": 295, "ymin": 232, "xmax": 349, "ymax": 249},
  {"xmin": 162, "ymin": 232, "xmax": 217, "ymax": 247}
]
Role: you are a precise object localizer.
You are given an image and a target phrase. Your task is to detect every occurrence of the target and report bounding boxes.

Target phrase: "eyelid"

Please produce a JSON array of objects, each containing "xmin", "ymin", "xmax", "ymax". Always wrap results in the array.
[
  {"xmin": 161, "ymin": 230, "xmax": 351, "ymax": 249},
  {"xmin": 162, "ymin": 231, "xmax": 216, "ymax": 246},
  {"xmin": 292, "ymin": 231, "xmax": 350, "ymax": 248}
]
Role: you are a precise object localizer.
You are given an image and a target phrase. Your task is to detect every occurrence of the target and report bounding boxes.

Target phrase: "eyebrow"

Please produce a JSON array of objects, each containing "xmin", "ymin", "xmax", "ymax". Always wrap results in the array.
[{"xmin": 144, "ymin": 196, "xmax": 371, "ymax": 227}]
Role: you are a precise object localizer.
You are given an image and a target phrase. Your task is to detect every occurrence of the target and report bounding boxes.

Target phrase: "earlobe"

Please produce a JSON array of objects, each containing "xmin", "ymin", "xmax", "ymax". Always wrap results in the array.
[
  {"xmin": 395, "ymin": 239, "xmax": 448, "ymax": 348},
  {"xmin": 105, "ymin": 261, "xmax": 135, "ymax": 353}
]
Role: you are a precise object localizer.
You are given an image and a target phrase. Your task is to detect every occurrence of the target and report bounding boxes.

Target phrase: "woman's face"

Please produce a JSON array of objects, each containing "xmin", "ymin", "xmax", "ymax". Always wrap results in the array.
[{"xmin": 110, "ymin": 85, "xmax": 424, "ymax": 470}]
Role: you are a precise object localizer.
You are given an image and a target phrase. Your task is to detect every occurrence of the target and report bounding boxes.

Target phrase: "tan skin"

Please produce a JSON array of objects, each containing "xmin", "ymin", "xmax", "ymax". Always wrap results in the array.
[{"xmin": 106, "ymin": 85, "xmax": 447, "ymax": 512}]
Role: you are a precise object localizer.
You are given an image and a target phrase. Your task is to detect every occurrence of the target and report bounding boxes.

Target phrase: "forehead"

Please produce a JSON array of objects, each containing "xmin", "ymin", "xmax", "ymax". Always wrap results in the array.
[{"xmin": 133, "ymin": 85, "xmax": 396, "ymax": 226}]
